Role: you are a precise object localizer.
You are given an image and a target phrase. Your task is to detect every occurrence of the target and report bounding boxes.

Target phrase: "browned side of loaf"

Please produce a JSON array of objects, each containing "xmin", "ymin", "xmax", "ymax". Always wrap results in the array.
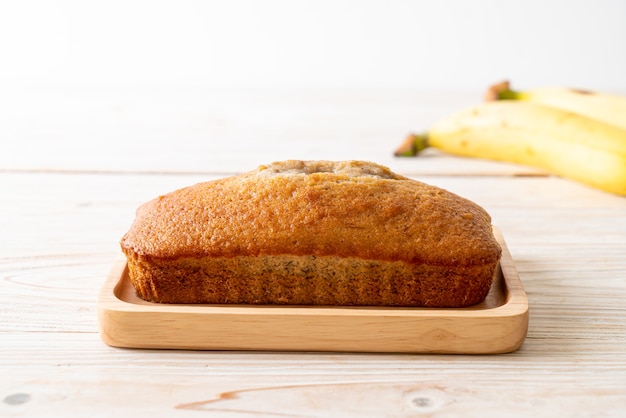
[{"xmin": 126, "ymin": 254, "xmax": 497, "ymax": 307}]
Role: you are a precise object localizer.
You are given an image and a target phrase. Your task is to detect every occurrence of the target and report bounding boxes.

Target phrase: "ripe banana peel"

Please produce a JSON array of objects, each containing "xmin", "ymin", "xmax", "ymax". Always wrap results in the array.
[
  {"xmin": 395, "ymin": 101, "xmax": 626, "ymax": 196},
  {"xmin": 486, "ymin": 80, "xmax": 626, "ymax": 131}
]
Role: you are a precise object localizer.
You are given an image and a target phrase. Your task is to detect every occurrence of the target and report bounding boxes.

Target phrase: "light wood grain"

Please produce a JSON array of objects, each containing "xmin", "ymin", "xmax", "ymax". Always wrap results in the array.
[
  {"xmin": 0, "ymin": 86, "xmax": 545, "ymax": 176},
  {"xmin": 1, "ymin": 88, "xmax": 626, "ymax": 417}
]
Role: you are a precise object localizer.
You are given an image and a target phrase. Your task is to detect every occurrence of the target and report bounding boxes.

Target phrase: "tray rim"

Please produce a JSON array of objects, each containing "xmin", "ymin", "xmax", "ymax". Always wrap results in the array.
[{"xmin": 98, "ymin": 228, "xmax": 528, "ymax": 353}]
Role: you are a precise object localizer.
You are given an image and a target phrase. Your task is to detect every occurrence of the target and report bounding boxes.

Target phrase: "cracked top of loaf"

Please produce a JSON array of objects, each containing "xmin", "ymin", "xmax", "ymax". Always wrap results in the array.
[{"xmin": 120, "ymin": 160, "xmax": 501, "ymax": 266}]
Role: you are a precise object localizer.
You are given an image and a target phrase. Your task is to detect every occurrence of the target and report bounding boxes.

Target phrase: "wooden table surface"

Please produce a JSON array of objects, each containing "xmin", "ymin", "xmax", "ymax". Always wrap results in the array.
[{"xmin": 2, "ymin": 86, "xmax": 625, "ymax": 417}]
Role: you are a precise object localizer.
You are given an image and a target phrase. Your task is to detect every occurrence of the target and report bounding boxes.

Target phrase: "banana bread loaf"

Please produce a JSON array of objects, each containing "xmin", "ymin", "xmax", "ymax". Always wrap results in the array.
[{"xmin": 120, "ymin": 160, "xmax": 501, "ymax": 307}]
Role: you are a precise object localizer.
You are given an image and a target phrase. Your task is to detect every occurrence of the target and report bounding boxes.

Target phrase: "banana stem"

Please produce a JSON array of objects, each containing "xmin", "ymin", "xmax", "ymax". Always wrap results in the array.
[
  {"xmin": 393, "ymin": 133, "xmax": 430, "ymax": 157},
  {"xmin": 484, "ymin": 80, "xmax": 521, "ymax": 101}
]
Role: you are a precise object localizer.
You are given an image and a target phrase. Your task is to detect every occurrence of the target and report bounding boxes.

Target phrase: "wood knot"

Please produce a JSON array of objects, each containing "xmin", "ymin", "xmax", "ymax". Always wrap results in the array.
[{"xmin": 3, "ymin": 393, "xmax": 31, "ymax": 405}]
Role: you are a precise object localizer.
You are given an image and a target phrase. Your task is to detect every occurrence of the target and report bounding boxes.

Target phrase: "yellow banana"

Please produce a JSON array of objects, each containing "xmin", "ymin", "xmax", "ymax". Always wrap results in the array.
[
  {"xmin": 486, "ymin": 80, "xmax": 626, "ymax": 131},
  {"xmin": 395, "ymin": 101, "xmax": 626, "ymax": 196}
]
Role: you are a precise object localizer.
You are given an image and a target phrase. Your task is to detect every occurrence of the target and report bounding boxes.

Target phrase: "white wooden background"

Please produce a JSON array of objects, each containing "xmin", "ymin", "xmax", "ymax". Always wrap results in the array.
[{"xmin": 1, "ymin": 86, "xmax": 626, "ymax": 417}]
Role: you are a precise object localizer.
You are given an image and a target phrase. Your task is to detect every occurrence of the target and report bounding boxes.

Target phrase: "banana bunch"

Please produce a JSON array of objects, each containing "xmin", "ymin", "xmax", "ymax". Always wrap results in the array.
[
  {"xmin": 485, "ymin": 81, "xmax": 626, "ymax": 131},
  {"xmin": 395, "ymin": 81, "xmax": 626, "ymax": 196}
]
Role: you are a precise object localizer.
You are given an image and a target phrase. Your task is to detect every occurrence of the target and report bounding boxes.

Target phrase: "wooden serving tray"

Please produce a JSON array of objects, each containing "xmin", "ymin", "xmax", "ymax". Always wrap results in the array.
[{"xmin": 98, "ymin": 229, "xmax": 528, "ymax": 354}]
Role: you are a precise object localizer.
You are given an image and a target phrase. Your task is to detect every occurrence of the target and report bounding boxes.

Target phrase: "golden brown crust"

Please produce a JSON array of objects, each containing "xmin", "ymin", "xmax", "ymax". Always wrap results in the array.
[{"xmin": 121, "ymin": 160, "xmax": 501, "ymax": 307}]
